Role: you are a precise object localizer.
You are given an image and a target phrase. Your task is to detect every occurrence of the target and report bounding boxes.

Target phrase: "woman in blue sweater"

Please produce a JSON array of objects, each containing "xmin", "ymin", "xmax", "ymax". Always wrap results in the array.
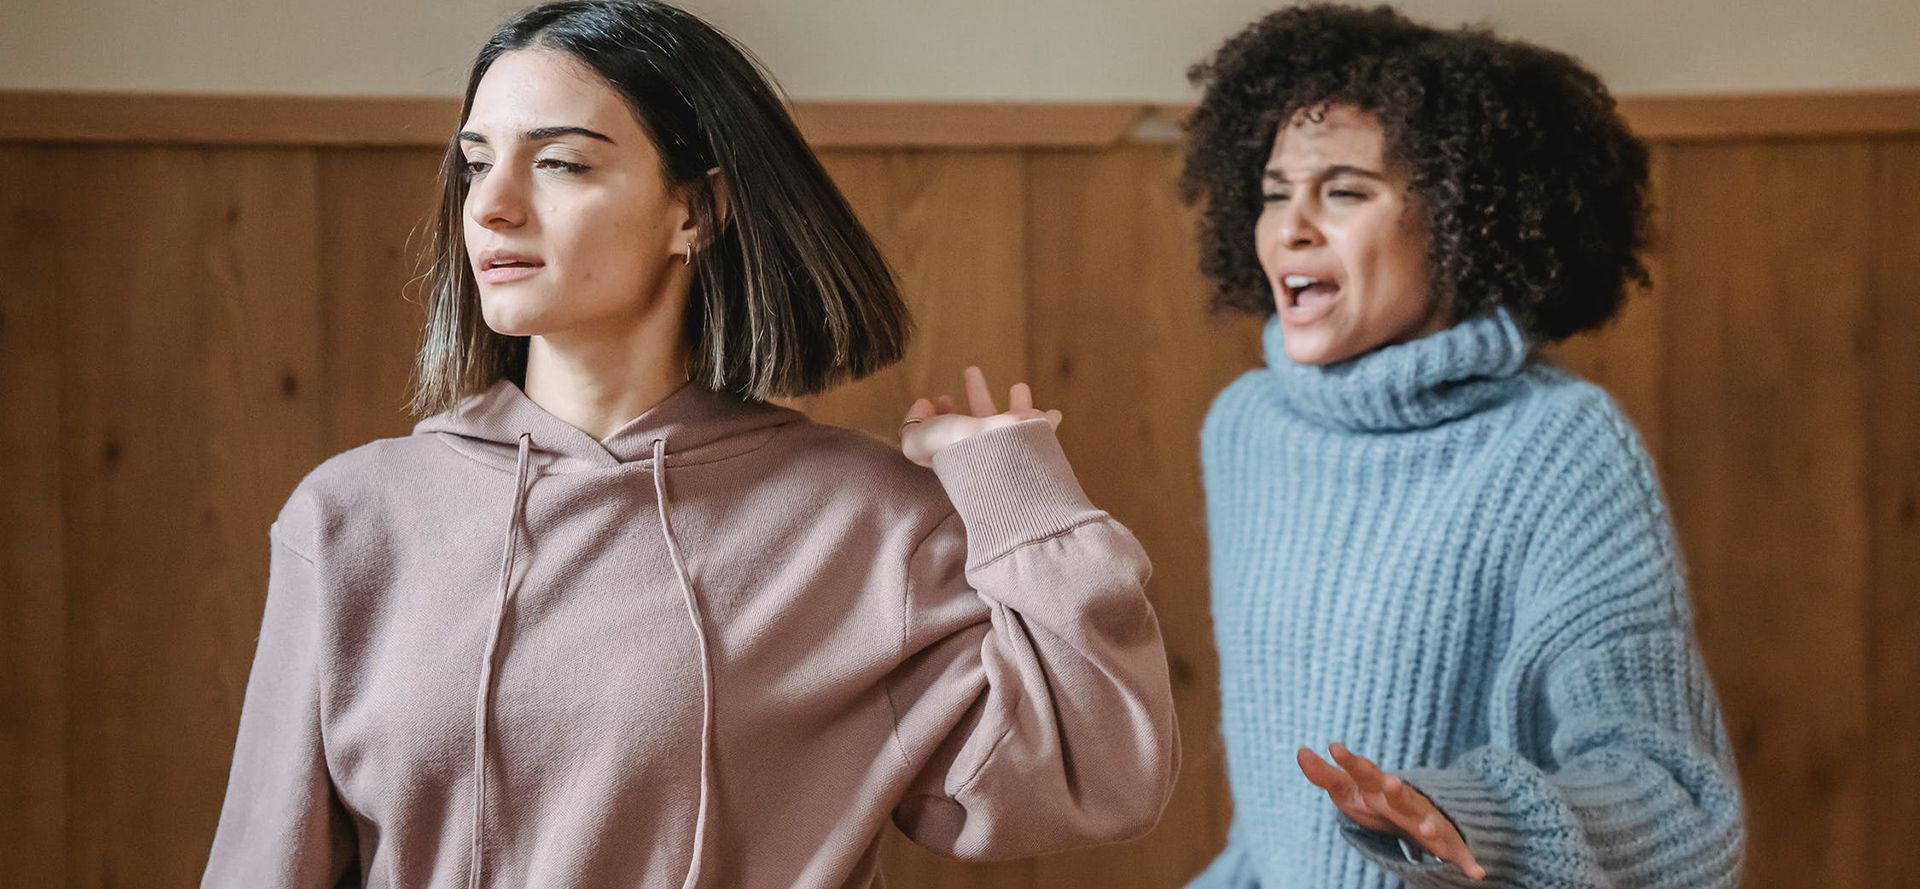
[{"xmin": 1180, "ymin": 6, "xmax": 1744, "ymax": 887}]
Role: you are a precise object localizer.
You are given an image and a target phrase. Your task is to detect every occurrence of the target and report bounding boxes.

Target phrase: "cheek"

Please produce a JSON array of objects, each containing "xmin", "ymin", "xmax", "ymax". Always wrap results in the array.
[
  {"xmin": 1252, "ymin": 210, "xmax": 1282, "ymax": 274},
  {"xmin": 1348, "ymin": 214, "xmax": 1427, "ymax": 298},
  {"xmin": 1388, "ymin": 221, "xmax": 1432, "ymax": 296},
  {"xmin": 566, "ymin": 202, "xmax": 671, "ymax": 302}
]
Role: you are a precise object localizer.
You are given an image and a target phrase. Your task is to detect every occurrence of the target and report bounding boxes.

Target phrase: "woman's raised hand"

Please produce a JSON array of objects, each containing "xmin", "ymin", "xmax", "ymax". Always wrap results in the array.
[
  {"xmin": 1298, "ymin": 743, "xmax": 1486, "ymax": 880},
  {"xmin": 900, "ymin": 366, "xmax": 1063, "ymax": 468}
]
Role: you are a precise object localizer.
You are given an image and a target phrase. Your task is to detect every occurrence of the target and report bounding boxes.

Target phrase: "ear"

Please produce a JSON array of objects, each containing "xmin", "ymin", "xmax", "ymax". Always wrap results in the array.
[{"xmin": 677, "ymin": 167, "xmax": 731, "ymax": 251}]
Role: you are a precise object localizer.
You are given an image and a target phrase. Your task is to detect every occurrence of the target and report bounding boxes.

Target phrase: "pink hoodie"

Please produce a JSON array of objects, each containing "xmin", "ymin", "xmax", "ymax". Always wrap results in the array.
[{"xmin": 201, "ymin": 380, "xmax": 1178, "ymax": 888}]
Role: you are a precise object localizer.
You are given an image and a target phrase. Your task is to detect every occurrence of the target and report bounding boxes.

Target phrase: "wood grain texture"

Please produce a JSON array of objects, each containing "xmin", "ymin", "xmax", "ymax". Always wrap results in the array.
[
  {"xmin": 1661, "ymin": 141, "xmax": 1877, "ymax": 887},
  {"xmin": 50, "ymin": 146, "xmax": 329, "ymax": 887},
  {"xmin": 0, "ymin": 90, "xmax": 462, "ymax": 147},
  {"xmin": 9, "ymin": 90, "xmax": 1920, "ymax": 148},
  {"xmin": 1615, "ymin": 90, "xmax": 1920, "ymax": 141},
  {"xmin": 0, "ymin": 144, "xmax": 71, "ymax": 888},
  {"xmin": 796, "ymin": 103, "xmax": 1140, "ymax": 149},
  {"xmin": 1865, "ymin": 137, "xmax": 1920, "ymax": 889},
  {"xmin": 315, "ymin": 148, "xmax": 440, "ymax": 450}
]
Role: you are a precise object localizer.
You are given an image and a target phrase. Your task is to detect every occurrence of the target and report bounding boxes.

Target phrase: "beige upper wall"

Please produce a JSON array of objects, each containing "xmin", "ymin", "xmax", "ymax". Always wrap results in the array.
[{"xmin": 5, "ymin": 0, "xmax": 1917, "ymax": 99}]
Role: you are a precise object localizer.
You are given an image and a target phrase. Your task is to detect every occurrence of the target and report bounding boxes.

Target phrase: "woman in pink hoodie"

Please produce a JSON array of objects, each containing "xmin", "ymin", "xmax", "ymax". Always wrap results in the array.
[{"xmin": 200, "ymin": 2, "xmax": 1177, "ymax": 887}]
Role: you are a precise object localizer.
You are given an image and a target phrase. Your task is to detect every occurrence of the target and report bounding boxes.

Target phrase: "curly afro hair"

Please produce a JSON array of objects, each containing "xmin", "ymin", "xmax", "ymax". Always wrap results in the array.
[{"xmin": 1181, "ymin": 3, "xmax": 1651, "ymax": 342}]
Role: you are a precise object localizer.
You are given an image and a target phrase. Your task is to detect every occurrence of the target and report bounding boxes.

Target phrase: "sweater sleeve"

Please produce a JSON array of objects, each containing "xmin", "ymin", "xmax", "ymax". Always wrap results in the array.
[
  {"xmin": 1340, "ymin": 406, "xmax": 1744, "ymax": 888},
  {"xmin": 884, "ymin": 419, "xmax": 1179, "ymax": 860},
  {"xmin": 201, "ymin": 524, "xmax": 358, "ymax": 889}
]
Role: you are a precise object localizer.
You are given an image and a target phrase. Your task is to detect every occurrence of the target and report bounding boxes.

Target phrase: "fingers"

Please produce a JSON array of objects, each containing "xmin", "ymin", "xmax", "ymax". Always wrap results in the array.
[
  {"xmin": 1329, "ymin": 742, "xmax": 1387, "ymax": 792},
  {"xmin": 1395, "ymin": 786, "xmax": 1483, "ymax": 880},
  {"xmin": 1325, "ymin": 744, "xmax": 1485, "ymax": 880},
  {"xmin": 903, "ymin": 398, "xmax": 935, "ymax": 423},
  {"xmin": 1297, "ymin": 747, "xmax": 1356, "ymax": 796},
  {"xmin": 1009, "ymin": 382, "xmax": 1033, "ymax": 414},
  {"xmin": 944, "ymin": 368, "xmax": 1059, "ymax": 427},
  {"xmin": 963, "ymin": 366, "xmax": 997, "ymax": 417},
  {"xmin": 1299, "ymin": 747, "xmax": 1394, "ymax": 833}
]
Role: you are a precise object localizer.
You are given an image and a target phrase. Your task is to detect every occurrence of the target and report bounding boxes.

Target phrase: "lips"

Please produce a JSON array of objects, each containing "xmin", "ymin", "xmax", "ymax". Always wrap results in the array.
[
  {"xmin": 1278, "ymin": 272, "xmax": 1341, "ymax": 325},
  {"xmin": 477, "ymin": 250, "xmax": 544, "ymax": 284}
]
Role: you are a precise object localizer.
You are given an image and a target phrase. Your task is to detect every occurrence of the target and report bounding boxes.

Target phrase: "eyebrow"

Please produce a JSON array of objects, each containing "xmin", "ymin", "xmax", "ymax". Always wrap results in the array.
[
  {"xmin": 458, "ymin": 126, "xmax": 617, "ymax": 146},
  {"xmin": 1263, "ymin": 164, "xmax": 1388, "ymax": 185}
]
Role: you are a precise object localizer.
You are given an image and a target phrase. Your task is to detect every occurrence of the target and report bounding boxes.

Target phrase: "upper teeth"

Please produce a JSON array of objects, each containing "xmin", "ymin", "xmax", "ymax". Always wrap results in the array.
[{"xmin": 1284, "ymin": 275, "xmax": 1319, "ymax": 289}]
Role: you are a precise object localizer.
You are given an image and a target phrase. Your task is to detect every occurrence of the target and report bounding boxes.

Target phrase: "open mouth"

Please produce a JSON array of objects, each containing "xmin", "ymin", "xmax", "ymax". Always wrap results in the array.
[{"xmin": 1281, "ymin": 274, "xmax": 1341, "ymax": 312}]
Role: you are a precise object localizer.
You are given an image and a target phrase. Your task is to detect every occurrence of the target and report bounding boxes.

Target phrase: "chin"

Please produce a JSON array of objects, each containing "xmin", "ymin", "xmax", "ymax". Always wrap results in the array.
[
  {"xmin": 1284, "ymin": 342, "xmax": 1345, "ymax": 366},
  {"xmin": 478, "ymin": 298, "xmax": 554, "ymax": 338},
  {"xmin": 1279, "ymin": 325, "xmax": 1357, "ymax": 366}
]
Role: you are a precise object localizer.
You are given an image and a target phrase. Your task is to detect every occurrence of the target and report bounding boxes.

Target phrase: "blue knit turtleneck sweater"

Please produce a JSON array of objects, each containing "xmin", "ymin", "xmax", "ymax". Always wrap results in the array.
[{"xmin": 1190, "ymin": 311, "xmax": 1745, "ymax": 888}]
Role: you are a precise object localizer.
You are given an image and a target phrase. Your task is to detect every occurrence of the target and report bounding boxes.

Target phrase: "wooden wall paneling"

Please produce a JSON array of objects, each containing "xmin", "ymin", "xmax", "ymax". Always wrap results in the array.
[
  {"xmin": 1023, "ymin": 143, "xmax": 1262, "ymax": 888},
  {"xmin": 795, "ymin": 103, "xmax": 1139, "ymax": 150},
  {"xmin": 807, "ymin": 150, "xmax": 1032, "ymax": 439},
  {"xmin": 0, "ymin": 91, "xmax": 462, "ymax": 148},
  {"xmin": 12, "ymin": 90, "xmax": 1920, "ymax": 148},
  {"xmin": 55, "ymin": 146, "xmax": 330, "ymax": 887},
  {"xmin": 0, "ymin": 144, "xmax": 72, "ymax": 886},
  {"xmin": 1866, "ymin": 136, "xmax": 1920, "ymax": 889},
  {"xmin": 809, "ymin": 148, "xmax": 1040, "ymax": 888},
  {"xmin": 315, "ymin": 148, "xmax": 441, "ymax": 451},
  {"xmin": 1616, "ymin": 91, "xmax": 1920, "ymax": 142},
  {"xmin": 1660, "ymin": 140, "xmax": 1877, "ymax": 886}
]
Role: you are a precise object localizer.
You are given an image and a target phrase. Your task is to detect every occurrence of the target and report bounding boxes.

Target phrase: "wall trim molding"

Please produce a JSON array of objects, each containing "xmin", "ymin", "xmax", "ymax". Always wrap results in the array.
[{"xmin": 3, "ymin": 89, "xmax": 1917, "ymax": 148}]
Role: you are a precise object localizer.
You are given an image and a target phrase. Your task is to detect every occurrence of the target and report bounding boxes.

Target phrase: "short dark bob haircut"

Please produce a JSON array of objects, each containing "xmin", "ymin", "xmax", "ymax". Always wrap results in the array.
[
  {"xmin": 1181, "ymin": 3, "xmax": 1651, "ymax": 343},
  {"xmin": 413, "ymin": 0, "xmax": 908, "ymax": 415}
]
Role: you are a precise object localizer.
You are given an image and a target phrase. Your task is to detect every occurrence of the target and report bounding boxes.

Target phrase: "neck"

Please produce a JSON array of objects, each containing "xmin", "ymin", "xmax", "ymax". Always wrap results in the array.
[{"xmin": 523, "ymin": 298, "xmax": 691, "ymax": 441}]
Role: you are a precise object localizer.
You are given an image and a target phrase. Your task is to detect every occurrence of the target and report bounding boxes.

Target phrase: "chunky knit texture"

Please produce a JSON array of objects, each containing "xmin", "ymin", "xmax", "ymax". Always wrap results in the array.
[{"xmin": 1190, "ymin": 311, "xmax": 1744, "ymax": 889}]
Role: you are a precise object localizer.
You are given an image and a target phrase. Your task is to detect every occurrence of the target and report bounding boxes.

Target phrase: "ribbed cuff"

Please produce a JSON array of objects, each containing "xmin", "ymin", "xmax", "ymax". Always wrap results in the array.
[
  {"xmin": 1338, "ymin": 767, "xmax": 1516, "ymax": 887},
  {"xmin": 929, "ymin": 418, "xmax": 1104, "ymax": 565}
]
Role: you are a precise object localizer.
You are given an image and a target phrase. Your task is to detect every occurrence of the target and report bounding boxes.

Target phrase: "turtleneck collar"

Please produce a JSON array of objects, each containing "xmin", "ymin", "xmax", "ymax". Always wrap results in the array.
[{"xmin": 1261, "ymin": 308, "xmax": 1534, "ymax": 433}]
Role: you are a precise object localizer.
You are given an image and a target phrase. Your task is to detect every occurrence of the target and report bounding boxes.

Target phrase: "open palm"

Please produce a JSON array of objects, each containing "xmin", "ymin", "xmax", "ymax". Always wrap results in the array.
[{"xmin": 900, "ymin": 366, "xmax": 1062, "ymax": 467}]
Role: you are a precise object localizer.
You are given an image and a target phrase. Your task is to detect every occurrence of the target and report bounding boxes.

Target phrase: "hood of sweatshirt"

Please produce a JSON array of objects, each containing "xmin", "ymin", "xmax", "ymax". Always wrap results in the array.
[
  {"xmin": 413, "ymin": 378, "xmax": 806, "ymax": 473},
  {"xmin": 414, "ymin": 379, "xmax": 803, "ymax": 889}
]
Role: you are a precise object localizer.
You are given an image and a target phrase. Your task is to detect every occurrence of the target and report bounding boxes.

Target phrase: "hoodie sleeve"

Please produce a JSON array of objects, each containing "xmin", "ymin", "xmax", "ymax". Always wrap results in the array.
[
  {"xmin": 884, "ymin": 419, "xmax": 1179, "ymax": 860},
  {"xmin": 1339, "ymin": 406, "xmax": 1744, "ymax": 889},
  {"xmin": 202, "ymin": 520, "xmax": 358, "ymax": 889}
]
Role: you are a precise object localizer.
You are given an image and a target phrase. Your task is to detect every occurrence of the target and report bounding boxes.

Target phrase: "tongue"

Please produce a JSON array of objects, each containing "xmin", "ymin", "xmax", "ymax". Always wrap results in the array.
[{"xmin": 1297, "ymin": 282, "xmax": 1338, "ymax": 308}]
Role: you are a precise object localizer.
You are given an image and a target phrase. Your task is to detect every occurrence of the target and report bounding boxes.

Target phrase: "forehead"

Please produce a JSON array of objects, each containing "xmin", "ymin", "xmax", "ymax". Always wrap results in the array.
[
  {"xmin": 464, "ymin": 49, "xmax": 634, "ymax": 134},
  {"xmin": 1266, "ymin": 105, "xmax": 1387, "ymax": 172}
]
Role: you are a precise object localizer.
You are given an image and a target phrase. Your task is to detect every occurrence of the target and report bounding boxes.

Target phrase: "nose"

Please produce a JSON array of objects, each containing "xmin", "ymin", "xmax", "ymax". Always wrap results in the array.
[
  {"xmin": 466, "ymin": 163, "xmax": 527, "ymax": 231},
  {"xmin": 1277, "ymin": 198, "xmax": 1322, "ymax": 250}
]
